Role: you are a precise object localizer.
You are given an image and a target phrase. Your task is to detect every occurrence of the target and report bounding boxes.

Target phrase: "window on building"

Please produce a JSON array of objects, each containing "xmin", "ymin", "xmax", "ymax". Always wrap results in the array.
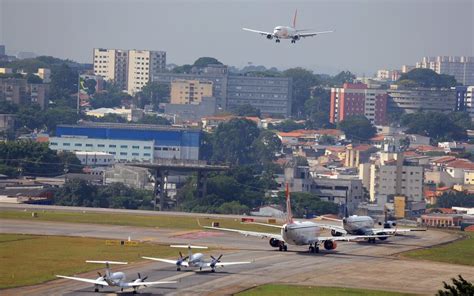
[
  {"xmin": 75, "ymin": 143, "xmax": 82, "ymax": 147},
  {"xmin": 50, "ymin": 142, "xmax": 58, "ymax": 146},
  {"xmin": 120, "ymin": 145, "xmax": 128, "ymax": 149},
  {"xmin": 109, "ymin": 144, "xmax": 116, "ymax": 148},
  {"xmin": 63, "ymin": 143, "xmax": 70, "ymax": 146},
  {"xmin": 120, "ymin": 152, "xmax": 127, "ymax": 156},
  {"xmin": 144, "ymin": 153, "xmax": 151, "ymax": 157}
]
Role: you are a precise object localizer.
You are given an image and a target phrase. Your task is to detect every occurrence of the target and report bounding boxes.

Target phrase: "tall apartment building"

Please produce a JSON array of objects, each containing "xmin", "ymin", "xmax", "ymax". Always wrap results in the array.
[
  {"xmin": 387, "ymin": 84, "xmax": 457, "ymax": 114},
  {"xmin": 93, "ymin": 48, "xmax": 166, "ymax": 94},
  {"xmin": 154, "ymin": 66, "xmax": 292, "ymax": 117},
  {"xmin": 416, "ymin": 56, "xmax": 474, "ymax": 85},
  {"xmin": 170, "ymin": 80, "xmax": 213, "ymax": 104},
  {"xmin": 360, "ymin": 148, "xmax": 423, "ymax": 206},
  {"xmin": 329, "ymin": 83, "xmax": 387, "ymax": 125},
  {"xmin": 466, "ymin": 86, "xmax": 474, "ymax": 121},
  {"xmin": 0, "ymin": 78, "xmax": 49, "ymax": 109},
  {"xmin": 376, "ymin": 69, "xmax": 401, "ymax": 81}
]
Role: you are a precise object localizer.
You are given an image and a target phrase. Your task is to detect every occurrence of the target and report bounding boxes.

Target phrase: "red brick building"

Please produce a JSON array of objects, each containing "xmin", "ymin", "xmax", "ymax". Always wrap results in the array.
[{"xmin": 329, "ymin": 83, "xmax": 387, "ymax": 125}]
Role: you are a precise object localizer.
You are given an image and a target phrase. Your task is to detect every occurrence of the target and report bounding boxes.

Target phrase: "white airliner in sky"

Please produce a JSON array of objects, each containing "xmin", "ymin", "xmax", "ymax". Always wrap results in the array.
[
  {"xmin": 56, "ymin": 261, "xmax": 176, "ymax": 294},
  {"xmin": 203, "ymin": 185, "xmax": 387, "ymax": 253},
  {"xmin": 243, "ymin": 10, "xmax": 333, "ymax": 43},
  {"xmin": 142, "ymin": 245, "xmax": 251, "ymax": 272},
  {"xmin": 316, "ymin": 215, "xmax": 426, "ymax": 243}
]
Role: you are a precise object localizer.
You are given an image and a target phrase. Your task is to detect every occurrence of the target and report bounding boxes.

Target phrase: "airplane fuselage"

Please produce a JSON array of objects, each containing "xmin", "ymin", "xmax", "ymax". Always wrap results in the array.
[
  {"xmin": 343, "ymin": 215, "xmax": 375, "ymax": 235},
  {"xmin": 188, "ymin": 253, "xmax": 205, "ymax": 267},
  {"xmin": 273, "ymin": 26, "xmax": 297, "ymax": 39},
  {"xmin": 282, "ymin": 221, "xmax": 321, "ymax": 245}
]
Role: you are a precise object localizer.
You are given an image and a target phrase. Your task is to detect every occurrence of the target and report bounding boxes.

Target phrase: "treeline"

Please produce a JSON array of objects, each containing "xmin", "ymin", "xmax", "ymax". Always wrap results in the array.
[
  {"xmin": 0, "ymin": 141, "xmax": 82, "ymax": 177},
  {"xmin": 436, "ymin": 191, "xmax": 474, "ymax": 208},
  {"xmin": 53, "ymin": 180, "xmax": 154, "ymax": 210}
]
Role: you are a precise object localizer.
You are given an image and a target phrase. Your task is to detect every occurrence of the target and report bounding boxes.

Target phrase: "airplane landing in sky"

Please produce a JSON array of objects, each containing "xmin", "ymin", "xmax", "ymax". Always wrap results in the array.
[{"xmin": 243, "ymin": 10, "xmax": 333, "ymax": 43}]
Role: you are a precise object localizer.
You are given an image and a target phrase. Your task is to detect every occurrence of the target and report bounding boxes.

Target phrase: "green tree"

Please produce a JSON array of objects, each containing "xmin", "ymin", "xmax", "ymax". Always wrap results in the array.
[
  {"xmin": 304, "ymin": 87, "xmax": 332, "ymax": 128},
  {"xmin": 231, "ymin": 104, "xmax": 261, "ymax": 117},
  {"xmin": 57, "ymin": 151, "xmax": 83, "ymax": 173},
  {"xmin": 437, "ymin": 275, "xmax": 474, "ymax": 296},
  {"xmin": 253, "ymin": 130, "xmax": 282, "ymax": 163},
  {"xmin": 283, "ymin": 67, "xmax": 319, "ymax": 117},
  {"xmin": 400, "ymin": 111, "xmax": 467, "ymax": 141},
  {"xmin": 136, "ymin": 82, "xmax": 170, "ymax": 108},
  {"xmin": 50, "ymin": 63, "xmax": 78, "ymax": 95},
  {"xmin": 172, "ymin": 64, "xmax": 193, "ymax": 74},
  {"xmin": 436, "ymin": 191, "xmax": 474, "ymax": 208},
  {"xmin": 0, "ymin": 101, "xmax": 19, "ymax": 113},
  {"xmin": 295, "ymin": 156, "xmax": 309, "ymax": 166},
  {"xmin": 273, "ymin": 191, "xmax": 339, "ymax": 218},
  {"xmin": 193, "ymin": 57, "xmax": 223, "ymax": 67},
  {"xmin": 136, "ymin": 114, "xmax": 171, "ymax": 125},
  {"xmin": 211, "ymin": 118, "xmax": 260, "ymax": 165},
  {"xmin": 397, "ymin": 68, "xmax": 457, "ymax": 88},
  {"xmin": 84, "ymin": 79, "xmax": 97, "ymax": 96},
  {"xmin": 26, "ymin": 73, "xmax": 43, "ymax": 84},
  {"xmin": 338, "ymin": 116, "xmax": 377, "ymax": 141},
  {"xmin": 330, "ymin": 71, "xmax": 355, "ymax": 86},
  {"xmin": 43, "ymin": 107, "xmax": 80, "ymax": 131}
]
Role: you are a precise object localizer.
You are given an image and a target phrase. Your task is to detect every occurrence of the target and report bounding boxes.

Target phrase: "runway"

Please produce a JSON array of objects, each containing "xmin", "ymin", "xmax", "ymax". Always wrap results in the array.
[{"xmin": 2, "ymin": 218, "xmax": 474, "ymax": 296}]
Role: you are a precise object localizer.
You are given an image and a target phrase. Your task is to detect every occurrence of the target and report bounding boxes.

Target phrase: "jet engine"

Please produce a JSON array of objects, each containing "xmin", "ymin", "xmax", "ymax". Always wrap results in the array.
[
  {"xmin": 266, "ymin": 34, "xmax": 273, "ymax": 40},
  {"xmin": 269, "ymin": 238, "xmax": 282, "ymax": 248},
  {"xmin": 323, "ymin": 240, "xmax": 337, "ymax": 250},
  {"xmin": 379, "ymin": 221, "xmax": 397, "ymax": 228},
  {"xmin": 331, "ymin": 229, "xmax": 343, "ymax": 237},
  {"xmin": 293, "ymin": 35, "xmax": 300, "ymax": 41}
]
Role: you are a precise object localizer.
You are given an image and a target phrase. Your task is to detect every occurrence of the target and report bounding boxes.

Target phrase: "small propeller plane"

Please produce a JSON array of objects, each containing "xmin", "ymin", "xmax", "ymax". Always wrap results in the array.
[
  {"xmin": 56, "ymin": 260, "xmax": 177, "ymax": 294},
  {"xmin": 142, "ymin": 245, "xmax": 251, "ymax": 272}
]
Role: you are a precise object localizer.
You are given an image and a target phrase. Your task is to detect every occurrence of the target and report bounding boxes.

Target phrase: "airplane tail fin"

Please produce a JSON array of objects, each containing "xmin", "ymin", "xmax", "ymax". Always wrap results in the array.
[
  {"xmin": 292, "ymin": 9, "xmax": 297, "ymax": 28},
  {"xmin": 285, "ymin": 183, "xmax": 293, "ymax": 224}
]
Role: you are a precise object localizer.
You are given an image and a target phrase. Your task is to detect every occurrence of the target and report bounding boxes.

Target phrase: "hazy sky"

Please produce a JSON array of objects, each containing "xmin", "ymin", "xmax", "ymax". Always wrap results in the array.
[{"xmin": 1, "ymin": 0, "xmax": 473, "ymax": 75}]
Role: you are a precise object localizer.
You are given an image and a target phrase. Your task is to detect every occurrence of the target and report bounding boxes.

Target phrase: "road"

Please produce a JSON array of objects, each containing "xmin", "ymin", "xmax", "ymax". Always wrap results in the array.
[{"xmin": 2, "ymin": 217, "xmax": 474, "ymax": 296}]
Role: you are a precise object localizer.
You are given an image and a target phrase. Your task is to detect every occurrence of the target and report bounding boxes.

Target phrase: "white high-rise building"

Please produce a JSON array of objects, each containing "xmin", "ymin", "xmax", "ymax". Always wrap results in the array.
[
  {"xmin": 127, "ymin": 50, "xmax": 166, "ymax": 94},
  {"xmin": 93, "ymin": 48, "xmax": 166, "ymax": 94},
  {"xmin": 416, "ymin": 56, "xmax": 474, "ymax": 86},
  {"xmin": 466, "ymin": 86, "xmax": 474, "ymax": 121}
]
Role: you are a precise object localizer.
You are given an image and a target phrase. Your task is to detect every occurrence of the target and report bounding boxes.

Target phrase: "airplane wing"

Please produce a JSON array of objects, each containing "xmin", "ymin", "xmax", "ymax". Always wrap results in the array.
[
  {"xmin": 312, "ymin": 223, "xmax": 348, "ymax": 235},
  {"xmin": 203, "ymin": 225, "xmax": 283, "ymax": 241},
  {"xmin": 242, "ymin": 28, "xmax": 272, "ymax": 36},
  {"xmin": 56, "ymin": 275, "xmax": 109, "ymax": 286},
  {"xmin": 206, "ymin": 261, "xmax": 252, "ymax": 268},
  {"xmin": 242, "ymin": 221, "xmax": 283, "ymax": 229},
  {"xmin": 298, "ymin": 30, "xmax": 333, "ymax": 38},
  {"xmin": 371, "ymin": 228, "xmax": 426, "ymax": 234},
  {"xmin": 141, "ymin": 257, "xmax": 189, "ymax": 267},
  {"xmin": 313, "ymin": 234, "xmax": 390, "ymax": 243},
  {"xmin": 126, "ymin": 280, "xmax": 177, "ymax": 287}
]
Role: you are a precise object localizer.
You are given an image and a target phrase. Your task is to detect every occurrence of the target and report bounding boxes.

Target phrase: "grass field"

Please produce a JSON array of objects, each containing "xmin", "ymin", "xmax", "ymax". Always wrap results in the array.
[
  {"xmin": 237, "ymin": 284, "xmax": 419, "ymax": 296},
  {"xmin": 0, "ymin": 234, "xmax": 187, "ymax": 289},
  {"xmin": 0, "ymin": 209, "xmax": 281, "ymax": 233},
  {"xmin": 402, "ymin": 231, "xmax": 474, "ymax": 266}
]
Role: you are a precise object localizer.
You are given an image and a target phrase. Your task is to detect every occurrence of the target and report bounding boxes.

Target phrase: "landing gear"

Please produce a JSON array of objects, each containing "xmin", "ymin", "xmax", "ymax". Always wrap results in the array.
[
  {"xmin": 291, "ymin": 40, "xmax": 296, "ymax": 44},
  {"xmin": 309, "ymin": 245, "xmax": 320, "ymax": 253},
  {"xmin": 211, "ymin": 269, "xmax": 215, "ymax": 273},
  {"xmin": 278, "ymin": 244, "xmax": 288, "ymax": 251},
  {"xmin": 177, "ymin": 267, "xmax": 181, "ymax": 271},
  {"xmin": 94, "ymin": 288, "xmax": 99, "ymax": 293},
  {"xmin": 368, "ymin": 238, "xmax": 376, "ymax": 244},
  {"xmin": 275, "ymin": 39, "xmax": 280, "ymax": 43}
]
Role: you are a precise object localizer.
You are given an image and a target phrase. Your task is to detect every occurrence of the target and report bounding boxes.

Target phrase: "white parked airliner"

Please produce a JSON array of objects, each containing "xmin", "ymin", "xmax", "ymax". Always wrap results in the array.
[
  {"xmin": 203, "ymin": 185, "xmax": 387, "ymax": 253},
  {"xmin": 56, "ymin": 261, "xmax": 176, "ymax": 294},
  {"xmin": 142, "ymin": 245, "xmax": 251, "ymax": 272},
  {"xmin": 243, "ymin": 10, "xmax": 333, "ymax": 43},
  {"xmin": 316, "ymin": 214, "xmax": 426, "ymax": 243}
]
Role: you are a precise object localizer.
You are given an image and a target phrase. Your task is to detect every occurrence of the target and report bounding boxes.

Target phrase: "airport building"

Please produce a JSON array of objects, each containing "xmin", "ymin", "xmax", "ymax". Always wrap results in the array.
[
  {"xmin": 93, "ymin": 48, "xmax": 166, "ymax": 94},
  {"xmin": 329, "ymin": 83, "xmax": 388, "ymax": 125},
  {"xmin": 49, "ymin": 122, "xmax": 200, "ymax": 162}
]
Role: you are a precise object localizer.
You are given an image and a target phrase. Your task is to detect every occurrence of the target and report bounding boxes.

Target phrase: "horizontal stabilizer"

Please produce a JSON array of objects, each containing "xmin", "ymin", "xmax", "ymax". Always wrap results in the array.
[{"xmin": 170, "ymin": 245, "xmax": 208, "ymax": 249}]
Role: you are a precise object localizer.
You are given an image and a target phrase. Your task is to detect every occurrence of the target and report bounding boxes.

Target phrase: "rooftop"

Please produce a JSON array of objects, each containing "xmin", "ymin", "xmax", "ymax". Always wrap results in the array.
[{"xmin": 60, "ymin": 122, "xmax": 200, "ymax": 132}]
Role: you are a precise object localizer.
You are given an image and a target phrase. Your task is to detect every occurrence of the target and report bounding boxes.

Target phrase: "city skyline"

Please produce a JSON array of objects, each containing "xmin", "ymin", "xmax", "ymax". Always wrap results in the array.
[{"xmin": 2, "ymin": 0, "xmax": 473, "ymax": 75}]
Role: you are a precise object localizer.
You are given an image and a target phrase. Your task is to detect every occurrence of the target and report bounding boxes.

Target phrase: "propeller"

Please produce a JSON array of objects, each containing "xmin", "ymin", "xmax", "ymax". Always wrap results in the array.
[
  {"xmin": 177, "ymin": 252, "xmax": 189, "ymax": 265},
  {"xmin": 210, "ymin": 254, "xmax": 223, "ymax": 268},
  {"xmin": 137, "ymin": 273, "xmax": 148, "ymax": 281},
  {"xmin": 97, "ymin": 271, "xmax": 106, "ymax": 280}
]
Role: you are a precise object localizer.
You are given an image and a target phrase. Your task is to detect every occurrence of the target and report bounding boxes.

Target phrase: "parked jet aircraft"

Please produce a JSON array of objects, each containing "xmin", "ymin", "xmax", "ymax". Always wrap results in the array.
[
  {"xmin": 203, "ymin": 185, "xmax": 388, "ymax": 253},
  {"xmin": 142, "ymin": 245, "xmax": 251, "ymax": 272},
  {"xmin": 316, "ymin": 214, "xmax": 426, "ymax": 243},
  {"xmin": 243, "ymin": 10, "xmax": 333, "ymax": 43},
  {"xmin": 56, "ymin": 261, "xmax": 176, "ymax": 294}
]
